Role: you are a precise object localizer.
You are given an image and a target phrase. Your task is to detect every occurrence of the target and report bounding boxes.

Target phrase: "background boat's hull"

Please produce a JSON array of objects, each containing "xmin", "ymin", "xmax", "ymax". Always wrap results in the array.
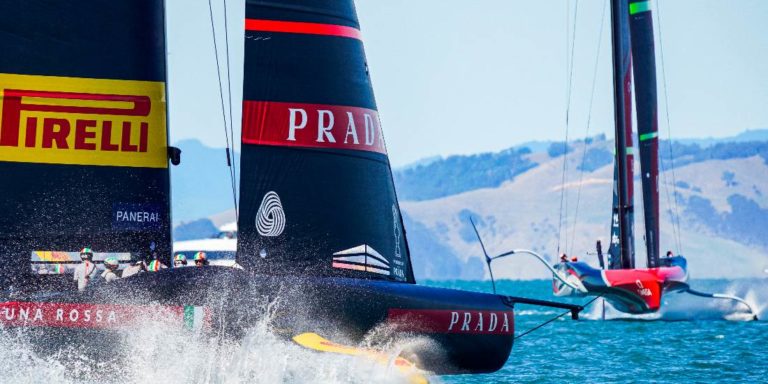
[{"xmin": 553, "ymin": 257, "xmax": 688, "ymax": 314}]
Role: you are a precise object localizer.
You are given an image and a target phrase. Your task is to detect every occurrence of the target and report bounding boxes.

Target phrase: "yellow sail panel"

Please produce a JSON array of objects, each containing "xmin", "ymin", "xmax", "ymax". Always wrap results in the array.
[{"xmin": 0, "ymin": 73, "xmax": 167, "ymax": 168}]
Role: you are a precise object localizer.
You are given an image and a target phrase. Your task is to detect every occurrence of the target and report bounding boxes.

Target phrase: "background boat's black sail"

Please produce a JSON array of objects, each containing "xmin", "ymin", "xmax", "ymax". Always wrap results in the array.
[
  {"xmin": 629, "ymin": 0, "xmax": 661, "ymax": 267},
  {"xmin": 607, "ymin": 165, "xmax": 623, "ymax": 269},
  {"xmin": 237, "ymin": 0, "xmax": 414, "ymax": 283},
  {"xmin": 0, "ymin": 0, "xmax": 171, "ymax": 289},
  {"xmin": 607, "ymin": 0, "xmax": 636, "ymax": 270}
]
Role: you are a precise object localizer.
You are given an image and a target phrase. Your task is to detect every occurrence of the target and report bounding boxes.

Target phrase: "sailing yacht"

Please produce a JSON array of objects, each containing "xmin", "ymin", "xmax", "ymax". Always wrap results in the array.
[
  {"xmin": 550, "ymin": 0, "xmax": 755, "ymax": 318},
  {"xmin": 0, "ymin": 0, "xmax": 583, "ymax": 374}
]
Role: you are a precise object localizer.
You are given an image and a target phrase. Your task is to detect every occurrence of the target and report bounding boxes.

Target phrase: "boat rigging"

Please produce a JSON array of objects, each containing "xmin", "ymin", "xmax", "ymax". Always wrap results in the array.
[{"xmin": 484, "ymin": 0, "xmax": 758, "ymax": 320}]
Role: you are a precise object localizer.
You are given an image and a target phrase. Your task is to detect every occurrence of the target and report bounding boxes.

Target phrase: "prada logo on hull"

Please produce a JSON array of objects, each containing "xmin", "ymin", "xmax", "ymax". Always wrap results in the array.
[{"xmin": 387, "ymin": 309, "xmax": 514, "ymax": 335}]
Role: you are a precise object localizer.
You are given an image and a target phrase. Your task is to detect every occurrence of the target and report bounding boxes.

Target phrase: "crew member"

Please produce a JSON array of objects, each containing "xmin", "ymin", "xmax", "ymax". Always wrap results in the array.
[
  {"xmin": 102, "ymin": 257, "xmax": 121, "ymax": 283},
  {"xmin": 194, "ymin": 251, "xmax": 209, "ymax": 267},
  {"xmin": 122, "ymin": 259, "xmax": 147, "ymax": 278},
  {"xmin": 174, "ymin": 254, "xmax": 188, "ymax": 267},
  {"xmin": 560, "ymin": 253, "xmax": 568, "ymax": 263},
  {"xmin": 73, "ymin": 247, "xmax": 98, "ymax": 291},
  {"xmin": 666, "ymin": 250, "xmax": 674, "ymax": 258},
  {"xmin": 571, "ymin": 256, "xmax": 579, "ymax": 262},
  {"xmin": 147, "ymin": 251, "xmax": 167, "ymax": 272}
]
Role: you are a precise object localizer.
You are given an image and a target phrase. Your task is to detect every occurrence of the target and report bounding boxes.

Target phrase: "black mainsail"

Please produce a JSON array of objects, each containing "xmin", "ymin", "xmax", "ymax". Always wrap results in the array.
[
  {"xmin": 629, "ymin": 0, "xmax": 661, "ymax": 268},
  {"xmin": 236, "ymin": 0, "xmax": 414, "ymax": 283},
  {"xmin": 0, "ymin": 0, "xmax": 171, "ymax": 288},
  {"xmin": 228, "ymin": 0, "xmax": 582, "ymax": 372},
  {"xmin": 607, "ymin": 0, "xmax": 636, "ymax": 270}
]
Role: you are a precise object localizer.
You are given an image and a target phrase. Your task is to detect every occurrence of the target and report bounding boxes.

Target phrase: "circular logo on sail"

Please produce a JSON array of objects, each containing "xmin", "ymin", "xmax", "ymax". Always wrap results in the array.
[{"xmin": 255, "ymin": 191, "xmax": 285, "ymax": 237}]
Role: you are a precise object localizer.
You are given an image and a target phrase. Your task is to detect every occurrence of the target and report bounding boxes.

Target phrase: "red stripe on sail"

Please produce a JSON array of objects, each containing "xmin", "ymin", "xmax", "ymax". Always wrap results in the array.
[
  {"xmin": 241, "ymin": 101, "xmax": 387, "ymax": 155},
  {"xmin": 244, "ymin": 19, "xmax": 361, "ymax": 40}
]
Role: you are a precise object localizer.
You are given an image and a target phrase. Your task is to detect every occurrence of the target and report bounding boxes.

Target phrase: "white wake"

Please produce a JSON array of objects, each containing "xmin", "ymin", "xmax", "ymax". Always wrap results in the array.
[{"xmin": 0, "ymin": 302, "xmax": 435, "ymax": 384}]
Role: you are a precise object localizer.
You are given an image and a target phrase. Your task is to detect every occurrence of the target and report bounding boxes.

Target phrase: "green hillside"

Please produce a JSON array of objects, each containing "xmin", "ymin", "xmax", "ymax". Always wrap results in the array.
[
  {"xmin": 397, "ymin": 136, "xmax": 768, "ymax": 280},
  {"xmin": 172, "ymin": 134, "xmax": 768, "ymax": 280}
]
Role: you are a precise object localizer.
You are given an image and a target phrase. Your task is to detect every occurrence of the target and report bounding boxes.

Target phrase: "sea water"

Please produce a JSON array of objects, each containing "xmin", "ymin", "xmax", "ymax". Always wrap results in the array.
[
  {"xmin": 0, "ymin": 278, "xmax": 765, "ymax": 383},
  {"xmin": 439, "ymin": 279, "xmax": 768, "ymax": 383}
]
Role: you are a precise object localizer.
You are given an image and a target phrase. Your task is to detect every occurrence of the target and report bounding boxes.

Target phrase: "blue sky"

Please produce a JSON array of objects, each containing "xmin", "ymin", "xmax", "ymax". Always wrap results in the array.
[{"xmin": 167, "ymin": 0, "xmax": 768, "ymax": 167}]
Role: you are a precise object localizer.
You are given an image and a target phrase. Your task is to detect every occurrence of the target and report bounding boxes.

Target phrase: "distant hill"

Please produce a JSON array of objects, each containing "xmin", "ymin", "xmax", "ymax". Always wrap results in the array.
[
  {"xmin": 674, "ymin": 128, "xmax": 768, "ymax": 147},
  {"xmin": 398, "ymin": 135, "xmax": 768, "ymax": 280},
  {"xmin": 395, "ymin": 155, "xmax": 443, "ymax": 171},
  {"xmin": 174, "ymin": 218, "xmax": 218, "ymax": 241},
  {"xmin": 393, "ymin": 147, "xmax": 536, "ymax": 201},
  {"xmin": 171, "ymin": 133, "xmax": 768, "ymax": 280}
]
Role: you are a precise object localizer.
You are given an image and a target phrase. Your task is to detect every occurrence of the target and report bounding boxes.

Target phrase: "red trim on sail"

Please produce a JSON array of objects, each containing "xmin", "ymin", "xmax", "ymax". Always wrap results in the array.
[
  {"xmin": 244, "ymin": 19, "xmax": 361, "ymax": 40},
  {"xmin": 241, "ymin": 101, "xmax": 387, "ymax": 154}
]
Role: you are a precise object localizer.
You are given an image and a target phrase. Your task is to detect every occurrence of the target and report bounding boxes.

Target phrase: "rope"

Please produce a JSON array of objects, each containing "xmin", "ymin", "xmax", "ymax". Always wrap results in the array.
[
  {"xmin": 514, "ymin": 294, "xmax": 603, "ymax": 341},
  {"xmin": 208, "ymin": 0, "xmax": 240, "ymax": 219},
  {"xmin": 222, "ymin": 0, "xmax": 239, "ymax": 222},
  {"xmin": 654, "ymin": 0, "xmax": 683, "ymax": 253},
  {"xmin": 569, "ymin": 0, "xmax": 608, "ymax": 257},
  {"xmin": 514, "ymin": 309, "xmax": 571, "ymax": 340},
  {"xmin": 557, "ymin": 0, "xmax": 580, "ymax": 257}
]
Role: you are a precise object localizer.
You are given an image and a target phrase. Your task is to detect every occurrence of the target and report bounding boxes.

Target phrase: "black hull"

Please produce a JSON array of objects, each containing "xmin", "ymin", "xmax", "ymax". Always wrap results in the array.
[{"xmin": 2, "ymin": 267, "xmax": 518, "ymax": 374}]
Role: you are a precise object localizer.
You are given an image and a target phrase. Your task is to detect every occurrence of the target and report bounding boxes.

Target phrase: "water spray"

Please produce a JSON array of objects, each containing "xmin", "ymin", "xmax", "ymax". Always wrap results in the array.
[{"xmin": 685, "ymin": 288, "xmax": 759, "ymax": 321}]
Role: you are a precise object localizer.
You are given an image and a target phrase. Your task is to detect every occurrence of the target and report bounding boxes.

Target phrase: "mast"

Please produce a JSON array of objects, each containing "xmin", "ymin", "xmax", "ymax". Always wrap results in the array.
[
  {"xmin": 628, "ymin": 0, "xmax": 660, "ymax": 268},
  {"xmin": 608, "ymin": 0, "xmax": 635, "ymax": 269}
]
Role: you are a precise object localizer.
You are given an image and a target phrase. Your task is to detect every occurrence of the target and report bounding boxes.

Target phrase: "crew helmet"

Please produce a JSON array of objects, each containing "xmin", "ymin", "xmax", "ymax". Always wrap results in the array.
[
  {"xmin": 193, "ymin": 252, "xmax": 208, "ymax": 265},
  {"xmin": 80, "ymin": 247, "xmax": 94, "ymax": 260},
  {"xmin": 104, "ymin": 257, "xmax": 119, "ymax": 270},
  {"xmin": 174, "ymin": 254, "xmax": 188, "ymax": 266}
]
